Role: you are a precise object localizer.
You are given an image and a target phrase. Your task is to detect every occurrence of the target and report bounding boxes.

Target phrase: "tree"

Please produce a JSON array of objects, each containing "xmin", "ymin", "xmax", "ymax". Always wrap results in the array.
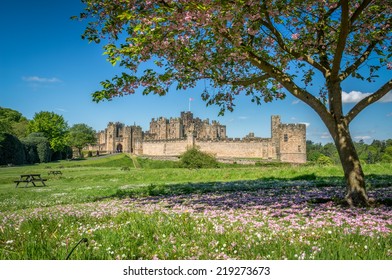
[
  {"xmin": 22, "ymin": 133, "xmax": 52, "ymax": 163},
  {"xmin": 0, "ymin": 107, "xmax": 29, "ymax": 138},
  {"xmin": 78, "ymin": 0, "xmax": 392, "ymax": 206},
  {"xmin": 28, "ymin": 111, "xmax": 69, "ymax": 153},
  {"xmin": 68, "ymin": 123, "xmax": 97, "ymax": 158},
  {"xmin": 0, "ymin": 133, "xmax": 26, "ymax": 165},
  {"xmin": 381, "ymin": 146, "xmax": 392, "ymax": 163}
]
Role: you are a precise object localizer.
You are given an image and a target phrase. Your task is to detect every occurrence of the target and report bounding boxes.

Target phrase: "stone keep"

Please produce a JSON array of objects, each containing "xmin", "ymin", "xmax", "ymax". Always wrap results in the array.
[{"xmin": 90, "ymin": 113, "xmax": 306, "ymax": 163}]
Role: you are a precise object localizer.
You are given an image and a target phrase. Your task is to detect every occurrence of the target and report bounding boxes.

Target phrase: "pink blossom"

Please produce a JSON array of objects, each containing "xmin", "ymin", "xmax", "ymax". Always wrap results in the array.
[{"xmin": 291, "ymin": 33, "xmax": 300, "ymax": 40}]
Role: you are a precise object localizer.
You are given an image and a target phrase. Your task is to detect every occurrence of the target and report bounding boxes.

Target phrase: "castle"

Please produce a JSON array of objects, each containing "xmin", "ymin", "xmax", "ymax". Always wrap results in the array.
[{"xmin": 90, "ymin": 112, "xmax": 306, "ymax": 163}]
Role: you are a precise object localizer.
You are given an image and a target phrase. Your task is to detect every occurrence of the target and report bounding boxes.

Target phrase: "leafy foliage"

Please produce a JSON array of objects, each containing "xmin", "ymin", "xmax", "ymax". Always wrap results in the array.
[
  {"xmin": 78, "ymin": 0, "xmax": 391, "ymax": 114},
  {"xmin": 22, "ymin": 133, "xmax": 51, "ymax": 164},
  {"xmin": 0, "ymin": 107, "xmax": 29, "ymax": 138},
  {"xmin": 28, "ymin": 111, "xmax": 69, "ymax": 152},
  {"xmin": 316, "ymin": 154, "xmax": 334, "ymax": 166},
  {"xmin": 68, "ymin": 123, "xmax": 97, "ymax": 158},
  {"xmin": 307, "ymin": 139, "xmax": 392, "ymax": 164},
  {"xmin": 0, "ymin": 133, "xmax": 26, "ymax": 165},
  {"xmin": 179, "ymin": 147, "xmax": 219, "ymax": 169}
]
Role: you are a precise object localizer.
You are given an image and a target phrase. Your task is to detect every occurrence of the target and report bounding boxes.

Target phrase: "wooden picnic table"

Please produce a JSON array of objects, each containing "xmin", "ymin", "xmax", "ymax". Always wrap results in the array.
[
  {"xmin": 48, "ymin": 170, "xmax": 62, "ymax": 175},
  {"xmin": 14, "ymin": 174, "xmax": 47, "ymax": 188}
]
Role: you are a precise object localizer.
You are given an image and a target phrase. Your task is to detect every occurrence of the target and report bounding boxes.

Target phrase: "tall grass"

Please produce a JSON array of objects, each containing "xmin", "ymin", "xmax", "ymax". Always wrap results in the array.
[{"xmin": 0, "ymin": 155, "xmax": 391, "ymax": 260}]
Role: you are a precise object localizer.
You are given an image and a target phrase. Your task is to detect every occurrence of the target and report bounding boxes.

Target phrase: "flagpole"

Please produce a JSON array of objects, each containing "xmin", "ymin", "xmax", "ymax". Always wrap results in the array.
[{"xmin": 189, "ymin": 98, "xmax": 191, "ymax": 112}]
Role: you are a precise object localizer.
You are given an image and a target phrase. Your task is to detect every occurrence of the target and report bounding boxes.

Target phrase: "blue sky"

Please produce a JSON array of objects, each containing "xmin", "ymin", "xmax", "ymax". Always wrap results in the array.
[{"xmin": 1, "ymin": 0, "xmax": 391, "ymax": 144}]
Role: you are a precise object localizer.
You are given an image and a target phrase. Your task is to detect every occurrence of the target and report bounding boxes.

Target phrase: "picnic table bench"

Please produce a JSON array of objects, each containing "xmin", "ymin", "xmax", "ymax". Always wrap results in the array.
[
  {"xmin": 14, "ymin": 174, "xmax": 47, "ymax": 188},
  {"xmin": 48, "ymin": 170, "xmax": 62, "ymax": 175}
]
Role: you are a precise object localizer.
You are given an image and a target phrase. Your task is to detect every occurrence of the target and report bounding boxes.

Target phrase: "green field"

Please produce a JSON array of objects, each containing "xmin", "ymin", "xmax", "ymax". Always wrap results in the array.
[{"xmin": 0, "ymin": 154, "xmax": 391, "ymax": 260}]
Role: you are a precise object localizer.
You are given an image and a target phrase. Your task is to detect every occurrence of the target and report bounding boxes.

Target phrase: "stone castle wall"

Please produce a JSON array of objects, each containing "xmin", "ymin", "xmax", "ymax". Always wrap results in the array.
[
  {"xmin": 142, "ymin": 139, "xmax": 189, "ymax": 156},
  {"xmin": 196, "ymin": 140, "xmax": 276, "ymax": 159},
  {"xmin": 142, "ymin": 139, "xmax": 277, "ymax": 159},
  {"xmin": 89, "ymin": 113, "xmax": 307, "ymax": 163}
]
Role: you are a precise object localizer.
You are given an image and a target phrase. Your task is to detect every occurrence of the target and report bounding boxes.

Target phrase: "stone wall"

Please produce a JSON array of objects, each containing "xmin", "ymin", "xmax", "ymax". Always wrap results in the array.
[
  {"xmin": 197, "ymin": 140, "xmax": 277, "ymax": 159},
  {"xmin": 142, "ymin": 139, "xmax": 189, "ymax": 156},
  {"xmin": 142, "ymin": 139, "xmax": 279, "ymax": 160}
]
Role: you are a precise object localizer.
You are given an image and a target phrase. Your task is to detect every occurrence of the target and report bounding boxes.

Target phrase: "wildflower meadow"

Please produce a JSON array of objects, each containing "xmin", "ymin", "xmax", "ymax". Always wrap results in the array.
[{"xmin": 0, "ymin": 155, "xmax": 391, "ymax": 260}]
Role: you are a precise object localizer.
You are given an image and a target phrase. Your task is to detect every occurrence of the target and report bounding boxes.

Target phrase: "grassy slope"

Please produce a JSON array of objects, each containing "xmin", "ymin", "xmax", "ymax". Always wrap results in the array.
[
  {"xmin": 0, "ymin": 155, "xmax": 391, "ymax": 260},
  {"xmin": 0, "ymin": 154, "xmax": 391, "ymax": 212}
]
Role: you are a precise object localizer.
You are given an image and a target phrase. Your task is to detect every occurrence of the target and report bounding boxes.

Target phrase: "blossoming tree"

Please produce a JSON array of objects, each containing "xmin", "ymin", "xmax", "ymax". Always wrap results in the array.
[{"xmin": 77, "ymin": 0, "xmax": 392, "ymax": 206}]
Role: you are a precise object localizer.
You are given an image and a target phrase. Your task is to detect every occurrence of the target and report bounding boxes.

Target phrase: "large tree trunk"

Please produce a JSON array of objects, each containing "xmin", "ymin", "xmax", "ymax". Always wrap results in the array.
[{"xmin": 332, "ymin": 121, "xmax": 369, "ymax": 207}]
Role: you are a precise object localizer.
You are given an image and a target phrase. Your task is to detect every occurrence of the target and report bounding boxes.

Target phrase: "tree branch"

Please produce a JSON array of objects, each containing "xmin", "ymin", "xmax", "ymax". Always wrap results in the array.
[
  {"xmin": 346, "ymin": 79, "xmax": 392, "ymax": 124},
  {"xmin": 339, "ymin": 40, "xmax": 378, "ymax": 81},
  {"xmin": 229, "ymin": 74, "xmax": 270, "ymax": 86},
  {"xmin": 260, "ymin": 4, "xmax": 328, "ymax": 76},
  {"xmin": 331, "ymin": 0, "xmax": 350, "ymax": 80},
  {"xmin": 245, "ymin": 49, "xmax": 332, "ymax": 124},
  {"xmin": 350, "ymin": 0, "xmax": 372, "ymax": 25}
]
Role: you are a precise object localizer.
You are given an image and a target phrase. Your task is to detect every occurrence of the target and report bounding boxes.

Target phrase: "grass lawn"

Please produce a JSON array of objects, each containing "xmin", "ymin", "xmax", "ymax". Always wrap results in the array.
[{"xmin": 0, "ymin": 154, "xmax": 391, "ymax": 260}]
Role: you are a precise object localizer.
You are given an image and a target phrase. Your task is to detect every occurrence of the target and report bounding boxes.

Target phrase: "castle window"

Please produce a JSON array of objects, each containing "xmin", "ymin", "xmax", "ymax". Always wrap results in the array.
[
  {"xmin": 298, "ymin": 145, "xmax": 301, "ymax": 152},
  {"xmin": 284, "ymin": 134, "xmax": 288, "ymax": 142}
]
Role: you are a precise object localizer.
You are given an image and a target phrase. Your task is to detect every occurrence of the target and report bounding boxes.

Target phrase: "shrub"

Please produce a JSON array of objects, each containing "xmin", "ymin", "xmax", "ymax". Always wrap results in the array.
[
  {"xmin": 316, "ymin": 154, "xmax": 334, "ymax": 166},
  {"xmin": 23, "ymin": 140, "xmax": 39, "ymax": 164},
  {"xmin": 179, "ymin": 147, "xmax": 219, "ymax": 168},
  {"xmin": 22, "ymin": 133, "xmax": 51, "ymax": 163},
  {"xmin": 0, "ymin": 133, "xmax": 26, "ymax": 165}
]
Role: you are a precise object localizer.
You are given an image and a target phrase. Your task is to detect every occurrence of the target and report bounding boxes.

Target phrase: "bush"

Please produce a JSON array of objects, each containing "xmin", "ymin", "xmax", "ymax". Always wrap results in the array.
[
  {"xmin": 0, "ymin": 133, "xmax": 26, "ymax": 165},
  {"xmin": 179, "ymin": 147, "xmax": 219, "ymax": 169},
  {"xmin": 22, "ymin": 140, "xmax": 39, "ymax": 164},
  {"xmin": 316, "ymin": 154, "xmax": 334, "ymax": 166},
  {"xmin": 22, "ymin": 133, "xmax": 51, "ymax": 163}
]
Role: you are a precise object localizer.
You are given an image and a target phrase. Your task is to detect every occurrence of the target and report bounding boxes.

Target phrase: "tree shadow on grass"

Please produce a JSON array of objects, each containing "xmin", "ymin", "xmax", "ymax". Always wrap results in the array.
[{"xmin": 94, "ymin": 173, "xmax": 392, "ymax": 209}]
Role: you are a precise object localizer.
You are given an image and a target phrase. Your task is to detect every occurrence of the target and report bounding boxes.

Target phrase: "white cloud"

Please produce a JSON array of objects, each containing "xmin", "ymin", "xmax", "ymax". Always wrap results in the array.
[
  {"xmin": 23, "ymin": 76, "xmax": 62, "ymax": 83},
  {"xmin": 354, "ymin": 135, "xmax": 372, "ymax": 140},
  {"xmin": 342, "ymin": 91, "xmax": 370, "ymax": 103},
  {"xmin": 238, "ymin": 116, "xmax": 248, "ymax": 120},
  {"xmin": 292, "ymin": 100, "xmax": 301, "ymax": 105},
  {"xmin": 342, "ymin": 90, "xmax": 392, "ymax": 103},
  {"xmin": 387, "ymin": 112, "xmax": 392, "ymax": 117},
  {"xmin": 380, "ymin": 92, "xmax": 392, "ymax": 103},
  {"xmin": 320, "ymin": 132, "xmax": 331, "ymax": 139},
  {"xmin": 55, "ymin": 108, "xmax": 67, "ymax": 112}
]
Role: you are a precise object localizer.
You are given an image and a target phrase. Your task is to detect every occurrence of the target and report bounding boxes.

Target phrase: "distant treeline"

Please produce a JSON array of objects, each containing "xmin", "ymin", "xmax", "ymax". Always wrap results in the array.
[
  {"xmin": 307, "ymin": 139, "xmax": 392, "ymax": 165},
  {"xmin": 0, "ymin": 107, "xmax": 96, "ymax": 166}
]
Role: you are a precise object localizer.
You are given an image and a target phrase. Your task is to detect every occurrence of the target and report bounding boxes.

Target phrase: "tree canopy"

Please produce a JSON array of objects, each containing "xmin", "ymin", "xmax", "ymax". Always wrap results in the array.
[
  {"xmin": 28, "ymin": 111, "xmax": 69, "ymax": 152},
  {"xmin": 78, "ymin": 0, "xmax": 392, "ymax": 206},
  {"xmin": 0, "ymin": 107, "xmax": 29, "ymax": 138},
  {"xmin": 68, "ymin": 123, "xmax": 97, "ymax": 157},
  {"xmin": 79, "ymin": 0, "xmax": 391, "ymax": 113}
]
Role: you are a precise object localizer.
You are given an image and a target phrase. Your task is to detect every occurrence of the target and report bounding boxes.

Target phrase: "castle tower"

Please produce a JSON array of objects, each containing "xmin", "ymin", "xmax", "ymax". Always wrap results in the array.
[
  {"xmin": 181, "ymin": 111, "xmax": 194, "ymax": 136},
  {"xmin": 131, "ymin": 126, "xmax": 143, "ymax": 154},
  {"xmin": 278, "ymin": 123, "xmax": 307, "ymax": 163},
  {"xmin": 168, "ymin": 118, "xmax": 183, "ymax": 139}
]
